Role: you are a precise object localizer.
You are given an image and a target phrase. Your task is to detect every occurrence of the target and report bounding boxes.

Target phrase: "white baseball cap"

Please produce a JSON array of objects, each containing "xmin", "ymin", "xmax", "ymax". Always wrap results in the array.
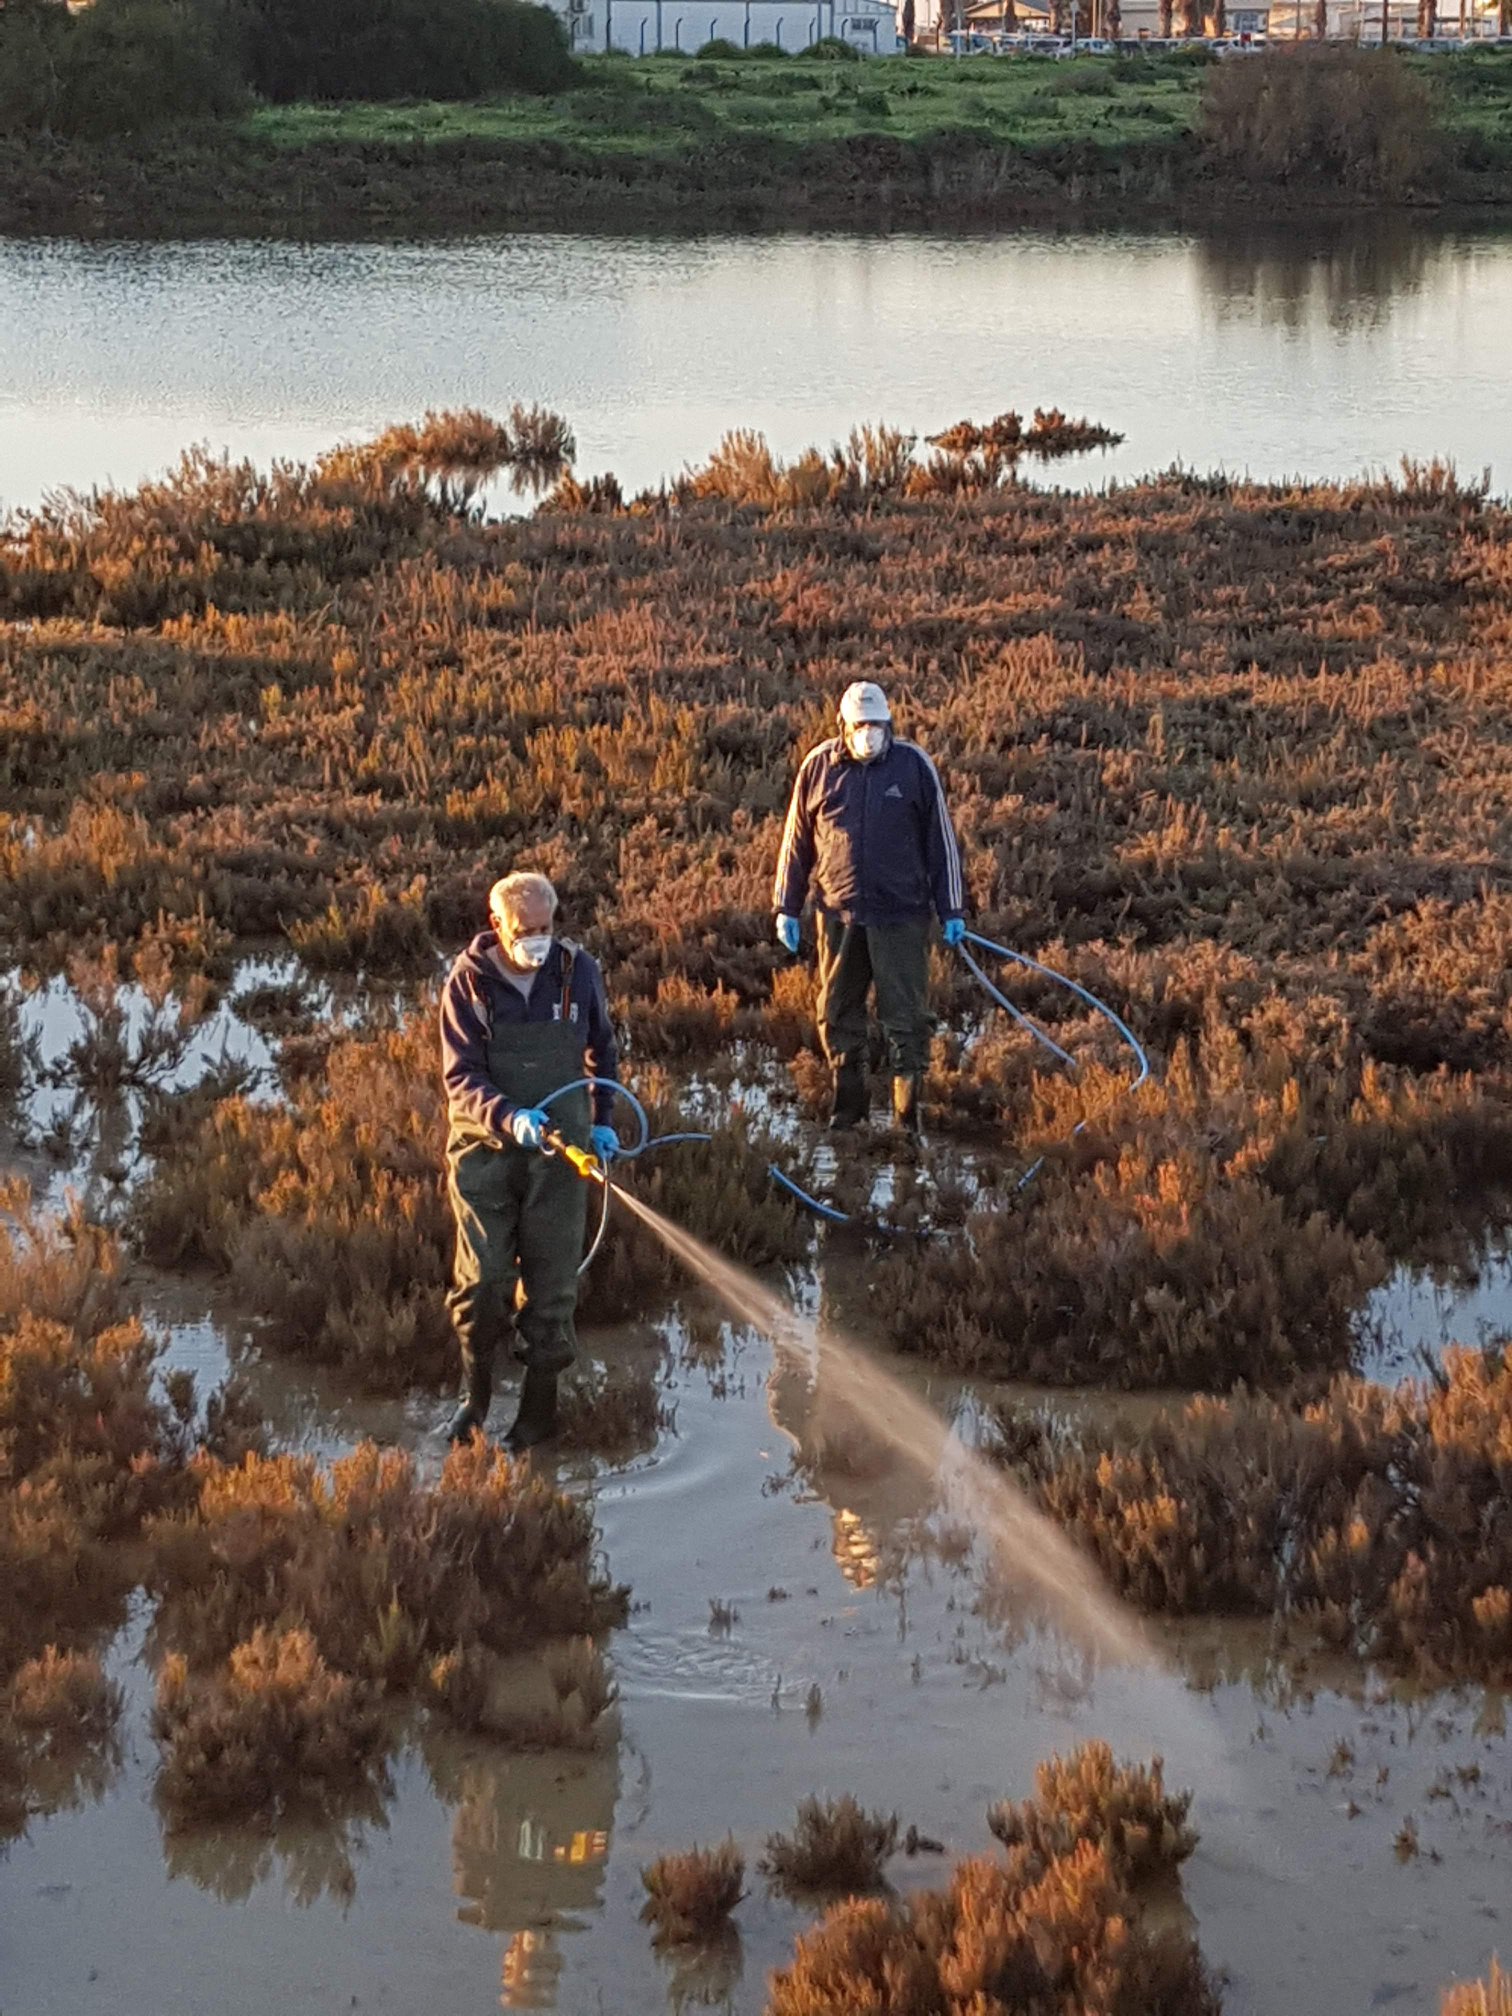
[{"xmin": 838, "ymin": 681, "xmax": 891, "ymax": 726}]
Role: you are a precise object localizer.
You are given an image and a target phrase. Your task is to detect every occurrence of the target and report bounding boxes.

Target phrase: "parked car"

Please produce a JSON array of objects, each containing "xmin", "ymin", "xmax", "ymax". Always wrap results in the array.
[{"xmin": 1070, "ymin": 35, "xmax": 1116, "ymax": 53}]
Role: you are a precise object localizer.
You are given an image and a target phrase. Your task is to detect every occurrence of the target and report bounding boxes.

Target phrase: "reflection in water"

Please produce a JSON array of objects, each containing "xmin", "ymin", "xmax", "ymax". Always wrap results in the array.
[
  {"xmin": 658, "ymin": 1926, "xmax": 744, "ymax": 2014},
  {"xmin": 160, "ymin": 1780, "xmax": 391, "ymax": 1908},
  {"xmin": 6, "ymin": 221, "xmax": 1512, "ymax": 509},
  {"xmin": 1195, "ymin": 216, "xmax": 1437, "ymax": 334},
  {"xmin": 768, "ymin": 1248, "xmax": 953, "ymax": 1595},
  {"xmin": 426, "ymin": 1735, "xmax": 619, "ymax": 2010}
]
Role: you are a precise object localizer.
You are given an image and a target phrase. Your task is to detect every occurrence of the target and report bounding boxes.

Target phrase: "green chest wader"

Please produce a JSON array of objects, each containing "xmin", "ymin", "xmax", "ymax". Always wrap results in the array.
[{"xmin": 445, "ymin": 973, "xmax": 593, "ymax": 1415}]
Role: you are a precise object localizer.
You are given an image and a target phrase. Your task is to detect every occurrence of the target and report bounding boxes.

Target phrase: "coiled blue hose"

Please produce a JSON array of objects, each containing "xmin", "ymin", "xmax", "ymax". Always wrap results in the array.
[
  {"xmin": 539, "ymin": 1076, "xmax": 713, "ymax": 1274},
  {"xmin": 768, "ymin": 933, "xmax": 1150, "ymax": 1223}
]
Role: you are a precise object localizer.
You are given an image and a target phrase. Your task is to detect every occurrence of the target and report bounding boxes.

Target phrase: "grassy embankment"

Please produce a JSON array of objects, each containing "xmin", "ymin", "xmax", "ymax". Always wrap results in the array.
[{"xmin": 6, "ymin": 46, "xmax": 1512, "ymax": 232}]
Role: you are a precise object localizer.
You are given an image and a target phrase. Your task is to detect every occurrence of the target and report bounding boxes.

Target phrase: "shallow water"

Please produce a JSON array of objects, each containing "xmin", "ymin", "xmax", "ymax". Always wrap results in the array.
[
  {"xmin": 2, "ymin": 1282, "xmax": 1508, "ymax": 2015},
  {"xmin": 4, "ymin": 218, "xmax": 1512, "ymax": 510},
  {"xmin": 1362, "ymin": 1245, "xmax": 1512, "ymax": 1382}
]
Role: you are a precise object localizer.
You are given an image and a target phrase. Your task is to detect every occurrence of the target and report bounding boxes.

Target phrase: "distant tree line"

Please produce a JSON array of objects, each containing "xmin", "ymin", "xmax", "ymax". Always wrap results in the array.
[{"xmin": 0, "ymin": 0, "xmax": 576, "ymax": 139}]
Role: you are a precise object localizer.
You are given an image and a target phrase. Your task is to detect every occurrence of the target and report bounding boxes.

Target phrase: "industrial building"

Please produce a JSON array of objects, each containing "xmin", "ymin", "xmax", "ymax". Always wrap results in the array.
[{"xmin": 547, "ymin": 0, "xmax": 901, "ymax": 52}]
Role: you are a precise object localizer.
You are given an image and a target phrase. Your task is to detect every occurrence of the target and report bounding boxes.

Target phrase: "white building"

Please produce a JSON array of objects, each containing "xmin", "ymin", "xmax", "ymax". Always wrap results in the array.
[{"xmin": 554, "ymin": 0, "xmax": 900, "ymax": 53}]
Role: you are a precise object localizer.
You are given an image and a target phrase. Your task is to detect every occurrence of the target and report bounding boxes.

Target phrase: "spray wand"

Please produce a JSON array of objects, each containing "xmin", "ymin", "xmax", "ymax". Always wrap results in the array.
[{"xmin": 542, "ymin": 1129, "xmax": 610, "ymax": 1185}]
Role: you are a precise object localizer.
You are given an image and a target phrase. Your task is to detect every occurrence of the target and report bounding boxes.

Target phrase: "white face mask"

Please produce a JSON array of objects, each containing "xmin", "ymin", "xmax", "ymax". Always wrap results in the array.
[
  {"xmin": 502, "ymin": 929, "xmax": 553, "ymax": 969},
  {"xmin": 849, "ymin": 723, "xmax": 888, "ymax": 762}
]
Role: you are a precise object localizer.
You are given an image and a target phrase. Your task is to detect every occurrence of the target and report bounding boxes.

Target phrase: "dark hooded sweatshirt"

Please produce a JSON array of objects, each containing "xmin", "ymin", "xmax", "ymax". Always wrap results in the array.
[{"xmin": 439, "ymin": 932, "xmax": 619, "ymax": 1142}]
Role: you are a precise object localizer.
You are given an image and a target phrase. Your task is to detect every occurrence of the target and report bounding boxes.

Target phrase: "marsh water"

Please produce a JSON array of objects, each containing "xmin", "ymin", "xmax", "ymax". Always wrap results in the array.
[
  {"xmin": 4, "ymin": 216, "xmax": 1512, "ymax": 508},
  {"xmin": 6, "ymin": 214, "xmax": 1512, "ymax": 2012},
  {"xmin": 3, "ymin": 961, "xmax": 1512, "ymax": 2015}
]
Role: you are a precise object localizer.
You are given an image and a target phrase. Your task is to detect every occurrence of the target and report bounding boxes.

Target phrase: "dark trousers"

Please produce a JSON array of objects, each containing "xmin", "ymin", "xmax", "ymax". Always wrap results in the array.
[
  {"xmin": 445, "ymin": 1139, "xmax": 587, "ymax": 1411},
  {"xmin": 815, "ymin": 916, "xmax": 931, "ymax": 1077}
]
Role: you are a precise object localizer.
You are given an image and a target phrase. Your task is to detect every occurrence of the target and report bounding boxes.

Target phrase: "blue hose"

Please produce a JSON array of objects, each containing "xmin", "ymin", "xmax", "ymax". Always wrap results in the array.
[
  {"xmin": 772, "ymin": 933, "xmax": 1150, "ymax": 1227},
  {"xmin": 544, "ymin": 938, "xmax": 1151, "ymax": 1257},
  {"xmin": 961, "ymin": 932, "xmax": 1151, "ymax": 1093},
  {"xmin": 539, "ymin": 1076, "xmax": 713, "ymax": 1274}
]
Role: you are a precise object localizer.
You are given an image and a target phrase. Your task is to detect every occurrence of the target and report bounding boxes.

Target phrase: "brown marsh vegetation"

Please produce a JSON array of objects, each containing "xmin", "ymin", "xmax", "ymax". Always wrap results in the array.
[
  {"xmin": 995, "ymin": 1345, "xmax": 1512, "ymax": 1680},
  {"xmin": 1443, "ymin": 1961, "xmax": 1512, "ymax": 2016},
  {"xmin": 144, "ymin": 1435, "xmax": 628, "ymax": 1814},
  {"xmin": 759, "ymin": 1794, "xmax": 899, "ymax": 1897},
  {"xmin": 640, "ymin": 1839, "xmax": 747, "ymax": 1944},
  {"xmin": 0, "ymin": 1184, "xmax": 237, "ymax": 1837},
  {"xmin": 8, "ymin": 415, "xmax": 1512, "ymax": 1396},
  {"xmin": 0, "ymin": 1174, "xmax": 629, "ymax": 1827},
  {"xmin": 765, "ymin": 1744, "xmax": 1215, "ymax": 2016},
  {"xmin": 987, "ymin": 1741, "xmax": 1196, "ymax": 1882},
  {"xmin": 9, "ymin": 412, "xmax": 1512, "ymax": 1693}
]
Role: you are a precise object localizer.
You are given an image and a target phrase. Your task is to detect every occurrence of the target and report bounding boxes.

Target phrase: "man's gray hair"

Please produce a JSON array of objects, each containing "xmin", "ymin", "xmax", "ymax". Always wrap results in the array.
[{"xmin": 488, "ymin": 871, "xmax": 558, "ymax": 925}]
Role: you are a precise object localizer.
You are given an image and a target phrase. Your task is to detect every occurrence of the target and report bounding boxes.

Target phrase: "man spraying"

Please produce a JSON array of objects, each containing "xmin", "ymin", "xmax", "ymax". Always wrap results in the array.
[
  {"xmin": 439, "ymin": 871, "xmax": 621, "ymax": 1450},
  {"xmin": 773, "ymin": 681, "xmax": 966, "ymax": 1134}
]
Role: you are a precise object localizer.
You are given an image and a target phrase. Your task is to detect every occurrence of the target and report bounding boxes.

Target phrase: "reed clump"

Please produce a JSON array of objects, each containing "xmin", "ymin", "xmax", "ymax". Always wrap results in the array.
[
  {"xmin": 0, "ymin": 1186, "xmax": 258, "ymax": 1833},
  {"xmin": 148, "ymin": 1438, "xmax": 627, "ymax": 1679},
  {"xmin": 760, "ymin": 1794, "xmax": 899, "ymax": 1897},
  {"xmin": 997, "ymin": 1346, "xmax": 1512, "ymax": 1680},
  {"xmin": 640, "ymin": 1840, "xmax": 746, "ymax": 1944},
  {"xmin": 880, "ymin": 995, "xmax": 1512, "ymax": 1388},
  {"xmin": 987, "ymin": 1742, "xmax": 1196, "ymax": 1883}
]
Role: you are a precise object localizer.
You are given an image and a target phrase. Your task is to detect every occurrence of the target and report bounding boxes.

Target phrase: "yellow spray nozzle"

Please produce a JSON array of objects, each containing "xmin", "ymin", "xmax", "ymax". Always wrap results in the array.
[{"xmin": 550, "ymin": 1135, "xmax": 606, "ymax": 1184}]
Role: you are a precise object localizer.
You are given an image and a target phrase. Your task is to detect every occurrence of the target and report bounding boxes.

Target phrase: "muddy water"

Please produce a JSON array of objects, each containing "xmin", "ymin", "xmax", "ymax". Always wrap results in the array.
[{"xmin": 2, "ymin": 1290, "xmax": 1508, "ymax": 2016}]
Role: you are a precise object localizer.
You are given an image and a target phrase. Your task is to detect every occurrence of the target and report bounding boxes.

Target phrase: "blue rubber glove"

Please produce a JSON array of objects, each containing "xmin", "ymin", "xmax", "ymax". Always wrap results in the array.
[
  {"xmin": 590, "ymin": 1124, "xmax": 619, "ymax": 1165},
  {"xmin": 776, "ymin": 913, "xmax": 801, "ymax": 955},
  {"xmin": 943, "ymin": 918, "xmax": 966, "ymax": 948},
  {"xmin": 510, "ymin": 1106, "xmax": 550, "ymax": 1151}
]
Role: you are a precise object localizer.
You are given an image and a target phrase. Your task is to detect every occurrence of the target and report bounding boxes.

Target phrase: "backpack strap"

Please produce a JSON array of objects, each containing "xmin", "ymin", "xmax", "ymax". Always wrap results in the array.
[{"xmin": 558, "ymin": 940, "xmax": 576, "ymax": 1021}]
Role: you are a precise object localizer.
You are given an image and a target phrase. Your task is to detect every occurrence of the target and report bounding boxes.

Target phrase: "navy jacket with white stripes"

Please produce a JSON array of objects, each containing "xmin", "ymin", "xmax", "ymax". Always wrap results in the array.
[{"xmin": 772, "ymin": 733, "xmax": 965, "ymax": 930}]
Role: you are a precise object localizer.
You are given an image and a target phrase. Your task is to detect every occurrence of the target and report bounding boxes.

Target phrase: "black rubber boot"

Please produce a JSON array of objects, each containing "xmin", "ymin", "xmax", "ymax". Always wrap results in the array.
[
  {"xmin": 445, "ymin": 1402, "xmax": 486, "ymax": 1445},
  {"xmin": 444, "ymin": 1361, "xmax": 492, "ymax": 1446},
  {"xmin": 503, "ymin": 1366, "xmax": 560, "ymax": 1453},
  {"xmin": 892, "ymin": 1073, "xmax": 923, "ymax": 1135},
  {"xmin": 828, "ymin": 1056, "xmax": 868, "ymax": 1132}
]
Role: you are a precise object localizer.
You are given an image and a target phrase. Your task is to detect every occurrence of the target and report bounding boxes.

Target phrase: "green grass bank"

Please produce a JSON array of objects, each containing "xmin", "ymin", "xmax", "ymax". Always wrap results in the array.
[{"xmin": 6, "ymin": 47, "xmax": 1512, "ymax": 235}]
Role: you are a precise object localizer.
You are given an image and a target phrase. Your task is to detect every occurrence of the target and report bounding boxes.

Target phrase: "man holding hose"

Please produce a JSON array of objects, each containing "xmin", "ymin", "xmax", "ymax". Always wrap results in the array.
[
  {"xmin": 439, "ymin": 871, "xmax": 620, "ymax": 1450},
  {"xmin": 774, "ymin": 681, "xmax": 967, "ymax": 1135}
]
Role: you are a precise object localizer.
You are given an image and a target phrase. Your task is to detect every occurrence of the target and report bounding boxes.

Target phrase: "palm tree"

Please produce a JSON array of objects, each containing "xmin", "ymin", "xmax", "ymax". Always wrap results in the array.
[
  {"xmin": 1159, "ymin": 0, "xmax": 1174, "ymax": 29},
  {"xmin": 1209, "ymin": 0, "xmax": 1226, "ymax": 30},
  {"xmin": 1416, "ymin": 0, "xmax": 1435, "ymax": 32},
  {"xmin": 1178, "ymin": 0, "xmax": 1203, "ymax": 32},
  {"xmin": 1105, "ymin": 0, "xmax": 1122, "ymax": 32},
  {"xmin": 1312, "ymin": 0, "xmax": 1326, "ymax": 32}
]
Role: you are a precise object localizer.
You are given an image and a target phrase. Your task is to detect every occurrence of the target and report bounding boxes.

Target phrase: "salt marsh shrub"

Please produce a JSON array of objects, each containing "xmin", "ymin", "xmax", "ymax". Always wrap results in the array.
[
  {"xmin": 766, "ymin": 1838, "xmax": 1218, "ymax": 2016},
  {"xmin": 641, "ymin": 1840, "xmax": 746, "ymax": 1943},
  {"xmin": 1000, "ymin": 1347, "xmax": 1512, "ymax": 1680},
  {"xmin": 1443, "ymin": 1961, "xmax": 1512, "ymax": 2016},
  {"xmin": 760, "ymin": 1795, "xmax": 899, "ymax": 1896},
  {"xmin": 153, "ymin": 1627, "xmax": 389, "ymax": 1824},
  {"xmin": 988, "ymin": 1743, "xmax": 1196, "ymax": 1883}
]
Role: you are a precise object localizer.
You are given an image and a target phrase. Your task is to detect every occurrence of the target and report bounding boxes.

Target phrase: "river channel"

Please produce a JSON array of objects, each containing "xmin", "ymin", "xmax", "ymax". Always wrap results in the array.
[{"xmin": 3, "ymin": 216, "xmax": 1512, "ymax": 508}]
